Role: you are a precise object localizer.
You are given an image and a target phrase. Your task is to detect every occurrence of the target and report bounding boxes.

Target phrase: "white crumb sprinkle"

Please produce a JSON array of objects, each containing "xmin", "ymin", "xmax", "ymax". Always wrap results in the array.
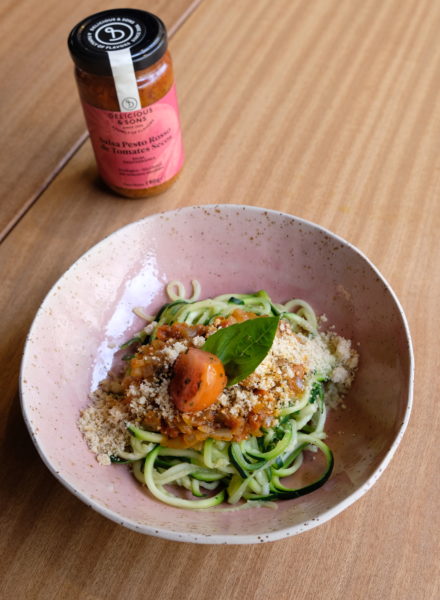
[
  {"xmin": 78, "ymin": 388, "xmax": 129, "ymax": 456},
  {"xmin": 161, "ymin": 341, "xmax": 188, "ymax": 363},
  {"xmin": 331, "ymin": 365, "xmax": 349, "ymax": 384},
  {"xmin": 97, "ymin": 453, "xmax": 111, "ymax": 466},
  {"xmin": 162, "ymin": 346, "xmax": 180, "ymax": 362},
  {"xmin": 192, "ymin": 336, "xmax": 206, "ymax": 348},
  {"xmin": 335, "ymin": 337, "xmax": 352, "ymax": 362}
]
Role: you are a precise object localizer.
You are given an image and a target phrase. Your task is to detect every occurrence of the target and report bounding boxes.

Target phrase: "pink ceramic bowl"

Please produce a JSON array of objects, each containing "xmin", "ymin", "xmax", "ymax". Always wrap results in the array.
[{"xmin": 20, "ymin": 205, "xmax": 413, "ymax": 543}]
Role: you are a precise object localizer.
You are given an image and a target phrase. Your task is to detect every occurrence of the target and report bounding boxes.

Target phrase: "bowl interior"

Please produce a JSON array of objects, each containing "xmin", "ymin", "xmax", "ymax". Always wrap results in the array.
[{"xmin": 21, "ymin": 205, "xmax": 412, "ymax": 542}]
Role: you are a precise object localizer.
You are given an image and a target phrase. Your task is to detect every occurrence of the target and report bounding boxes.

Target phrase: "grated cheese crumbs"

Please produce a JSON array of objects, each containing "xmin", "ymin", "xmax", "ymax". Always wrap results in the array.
[
  {"xmin": 78, "ymin": 318, "xmax": 358, "ymax": 461},
  {"xmin": 97, "ymin": 453, "xmax": 111, "ymax": 466},
  {"xmin": 78, "ymin": 388, "xmax": 130, "ymax": 458},
  {"xmin": 331, "ymin": 365, "xmax": 349, "ymax": 384},
  {"xmin": 192, "ymin": 336, "xmax": 206, "ymax": 348}
]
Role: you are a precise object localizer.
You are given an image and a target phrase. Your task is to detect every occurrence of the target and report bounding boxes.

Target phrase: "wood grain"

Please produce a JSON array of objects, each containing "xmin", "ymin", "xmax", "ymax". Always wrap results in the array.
[
  {"xmin": 0, "ymin": 0, "xmax": 203, "ymax": 241},
  {"xmin": 1, "ymin": 0, "xmax": 439, "ymax": 598}
]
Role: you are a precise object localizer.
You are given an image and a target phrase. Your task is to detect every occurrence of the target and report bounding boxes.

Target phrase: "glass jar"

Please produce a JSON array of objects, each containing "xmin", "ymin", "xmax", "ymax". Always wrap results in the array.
[{"xmin": 68, "ymin": 9, "xmax": 184, "ymax": 198}]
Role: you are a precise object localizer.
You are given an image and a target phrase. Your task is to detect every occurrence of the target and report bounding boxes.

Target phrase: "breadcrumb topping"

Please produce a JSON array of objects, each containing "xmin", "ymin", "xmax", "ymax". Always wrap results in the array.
[{"xmin": 78, "ymin": 318, "xmax": 358, "ymax": 460}]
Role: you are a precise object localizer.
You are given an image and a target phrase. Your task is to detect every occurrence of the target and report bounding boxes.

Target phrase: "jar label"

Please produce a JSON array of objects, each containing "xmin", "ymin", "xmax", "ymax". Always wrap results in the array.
[{"xmin": 82, "ymin": 84, "xmax": 184, "ymax": 190}]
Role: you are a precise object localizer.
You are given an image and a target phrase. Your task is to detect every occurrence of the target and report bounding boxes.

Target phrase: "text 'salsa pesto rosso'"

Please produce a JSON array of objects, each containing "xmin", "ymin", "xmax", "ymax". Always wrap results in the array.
[{"xmin": 68, "ymin": 9, "xmax": 184, "ymax": 198}]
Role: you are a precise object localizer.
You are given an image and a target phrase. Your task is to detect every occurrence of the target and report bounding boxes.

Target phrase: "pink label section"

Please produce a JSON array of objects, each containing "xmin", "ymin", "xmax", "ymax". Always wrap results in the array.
[{"xmin": 82, "ymin": 84, "xmax": 184, "ymax": 189}]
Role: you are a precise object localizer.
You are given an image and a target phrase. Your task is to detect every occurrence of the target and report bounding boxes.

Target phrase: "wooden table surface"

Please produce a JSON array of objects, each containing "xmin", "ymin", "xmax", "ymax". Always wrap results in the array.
[{"xmin": 1, "ymin": 0, "xmax": 439, "ymax": 598}]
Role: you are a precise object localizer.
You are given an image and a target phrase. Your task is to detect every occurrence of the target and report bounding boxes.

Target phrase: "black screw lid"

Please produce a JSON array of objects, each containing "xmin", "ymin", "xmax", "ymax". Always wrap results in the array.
[{"xmin": 68, "ymin": 9, "xmax": 167, "ymax": 76}]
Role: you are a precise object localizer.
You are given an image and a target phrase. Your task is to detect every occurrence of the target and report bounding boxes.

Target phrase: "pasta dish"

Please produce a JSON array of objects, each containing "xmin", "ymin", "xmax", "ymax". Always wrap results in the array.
[{"xmin": 79, "ymin": 282, "xmax": 358, "ymax": 509}]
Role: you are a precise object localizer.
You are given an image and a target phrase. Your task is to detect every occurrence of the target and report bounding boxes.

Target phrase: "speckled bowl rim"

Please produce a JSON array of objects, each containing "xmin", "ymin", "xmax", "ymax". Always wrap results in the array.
[{"xmin": 20, "ymin": 204, "xmax": 414, "ymax": 544}]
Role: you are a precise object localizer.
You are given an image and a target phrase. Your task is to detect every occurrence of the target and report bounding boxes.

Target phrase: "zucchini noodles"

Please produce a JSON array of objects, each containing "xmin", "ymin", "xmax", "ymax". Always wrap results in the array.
[{"xmin": 79, "ymin": 282, "xmax": 358, "ymax": 509}]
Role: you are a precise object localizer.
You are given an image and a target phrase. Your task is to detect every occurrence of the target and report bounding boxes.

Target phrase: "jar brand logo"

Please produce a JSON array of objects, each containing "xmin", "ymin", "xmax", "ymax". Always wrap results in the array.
[
  {"xmin": 95, "ymin": 22, "xmax": 134, "ymax": 45},
  {"xmin": 86, "ymin": 18, "xmax": 143, "ymax": 50},
  {"xmin": 121, "ymin": 97, "xmax": 138, "ymax": 111}
]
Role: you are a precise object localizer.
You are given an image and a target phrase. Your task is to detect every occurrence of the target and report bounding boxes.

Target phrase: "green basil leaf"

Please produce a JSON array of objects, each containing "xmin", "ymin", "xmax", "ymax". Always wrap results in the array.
[{"xmin": 202, "ymin": 316, "xmax": 280, "ymax": 386}]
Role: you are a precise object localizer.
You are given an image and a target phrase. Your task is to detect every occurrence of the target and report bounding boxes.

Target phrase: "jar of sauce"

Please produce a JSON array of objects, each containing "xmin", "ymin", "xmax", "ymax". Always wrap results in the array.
[{"xmin": 68, "ymin": 9, "xmax": 184, "ymax": 198}]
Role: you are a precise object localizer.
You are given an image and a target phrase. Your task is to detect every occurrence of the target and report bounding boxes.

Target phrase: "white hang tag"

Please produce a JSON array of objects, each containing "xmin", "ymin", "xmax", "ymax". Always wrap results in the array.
[{"xmin": 107, "ymin": 48, "xmax": 142, "ymax": 112}]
